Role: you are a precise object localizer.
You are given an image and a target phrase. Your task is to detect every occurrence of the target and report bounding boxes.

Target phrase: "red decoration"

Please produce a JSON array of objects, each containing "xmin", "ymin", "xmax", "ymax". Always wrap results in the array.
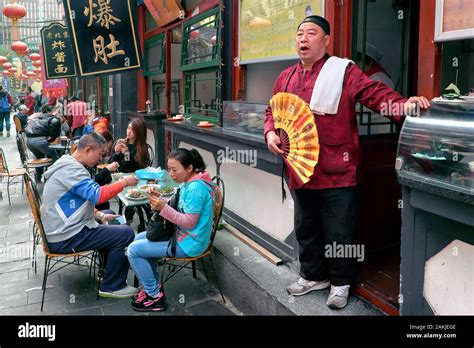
[
  {"xmin": 33, "ymin": 68, "xmax": 41, "ymax": 74},
  {"xmin": 2, "ymin": 71, "xmax": 12, "ymax": 76},
  {"xmin": 2, "ymin": 3, "xmax": 27, "ymax": 21},
  {"xmin": 26, "ymin": 71, "xmax": 35, "ymax": 77},
  {"xmin": 11, "ymin": 41, "xmax": 28, "ymax": 56},
  {"xmin": 0, "ymin": 56, "xmax": 7, "ymax": 64},
  {"xmin": 32, "ymin": 60, "xmax": 42, "ymax": 67},
  {"xmin": 2, "ymin": 62, "xmax": 12, "ymax": 70},
  {"xmin": 190, "ymin": 30, "xmax": 200, "ymax": 40},
  {"xmin": 8, "ymin": 67, "xmax": 17, "ymax": 73},
  {"xmin": 29, "ymin": 53, "xmax": 40, "ymax": 61}
]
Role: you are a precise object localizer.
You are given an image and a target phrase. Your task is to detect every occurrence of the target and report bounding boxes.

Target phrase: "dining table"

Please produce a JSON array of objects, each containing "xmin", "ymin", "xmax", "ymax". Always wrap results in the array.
[{"xmin": 114, "ymin": 170, "xmax": 179, "ymax": 233}]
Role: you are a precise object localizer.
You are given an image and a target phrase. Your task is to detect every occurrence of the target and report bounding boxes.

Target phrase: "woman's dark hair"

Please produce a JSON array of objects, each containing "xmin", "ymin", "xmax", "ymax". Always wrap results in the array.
[
  {"xmin": 168, "ymin": 148, "xmax": 206, "ymax": 173},
  {"xmin": 128, "ymin": 118, "xmax": 147, "ymax": 167}
]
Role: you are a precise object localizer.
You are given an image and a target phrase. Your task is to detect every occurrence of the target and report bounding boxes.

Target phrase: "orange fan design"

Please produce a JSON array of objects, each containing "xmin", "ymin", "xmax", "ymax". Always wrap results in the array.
[{"xmin": 270, "ymin": 92, "xmax": 319, "ymax": 186}]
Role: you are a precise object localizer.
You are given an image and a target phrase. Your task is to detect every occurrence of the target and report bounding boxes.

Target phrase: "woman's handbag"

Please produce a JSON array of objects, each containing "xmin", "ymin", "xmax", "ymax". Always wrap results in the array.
[{"xmin": 146, "ymin": 188, "xmax": 180, "ymax": 256}]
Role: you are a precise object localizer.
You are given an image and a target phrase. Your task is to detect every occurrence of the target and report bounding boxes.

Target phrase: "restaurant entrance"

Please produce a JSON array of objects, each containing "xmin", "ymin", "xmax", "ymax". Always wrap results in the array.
[{"xmin": 351, "ymin": 0, "xmax": 420, "ymax": 315}]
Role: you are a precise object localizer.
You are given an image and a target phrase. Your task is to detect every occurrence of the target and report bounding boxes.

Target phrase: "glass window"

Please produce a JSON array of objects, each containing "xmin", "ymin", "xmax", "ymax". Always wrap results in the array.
[
  {"xmin": 184, "ymin": 68, "xmax": 220, "ymax": 123},
  {"xmin": 85, "ymin": 77, "xmax": 97, "ymax": 111},
  {"xmin": 181, "ymin": 7, "xmax": 220, "ymax": 71},
  {"xmin": 144, "ymin": 33, "xmax": 165, "ymax": 76}
]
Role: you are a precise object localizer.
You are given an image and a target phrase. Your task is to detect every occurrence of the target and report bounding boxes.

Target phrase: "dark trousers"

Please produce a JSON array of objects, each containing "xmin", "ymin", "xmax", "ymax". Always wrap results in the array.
[
  {"xmin": 294, "ymin": 186, "xmax": 359, "ymax": 286},
  {"xmin": 0, "ymin": 112, "xmax": 10, "ymax": 132},
  {"xmin": 48, "ymin": 223, "xmax": 135, "ymax": 292},
  {"xmin": 26, "ymin": 137, "xmax": 59, "ymax": 180}
]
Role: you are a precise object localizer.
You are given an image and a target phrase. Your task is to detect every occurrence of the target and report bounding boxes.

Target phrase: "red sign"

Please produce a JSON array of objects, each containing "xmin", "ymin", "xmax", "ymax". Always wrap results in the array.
[{"xmin": 144, "ymin": 0, "xmax": 184, "ymax": 27}]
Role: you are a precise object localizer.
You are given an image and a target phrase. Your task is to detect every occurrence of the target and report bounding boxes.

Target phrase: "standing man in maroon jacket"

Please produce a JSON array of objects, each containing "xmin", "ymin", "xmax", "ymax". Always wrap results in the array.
[
  {"xmin": 264, "ymin": 15, "xmax": 430, "ymax": 309},
  {"xmin": 24, "ymin": 86, "xmax": 35, "ymax": 116}
]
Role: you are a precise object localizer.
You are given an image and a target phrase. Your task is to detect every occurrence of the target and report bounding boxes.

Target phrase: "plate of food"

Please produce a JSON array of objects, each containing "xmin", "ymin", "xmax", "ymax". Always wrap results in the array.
[
  {"xmin": 158, "ymin": 187, "xmax": 176, "ymax": 197},
  {"xmin": 197, "ymin": 121, "xmax": 214, "ymax": 128},
  {"xmin": 138, "ymin": 184, "xmax": 161, "ymax": 194},
  {"xmin": 125, "ymin": 189, "xmax": 148, "ymax": 200}
]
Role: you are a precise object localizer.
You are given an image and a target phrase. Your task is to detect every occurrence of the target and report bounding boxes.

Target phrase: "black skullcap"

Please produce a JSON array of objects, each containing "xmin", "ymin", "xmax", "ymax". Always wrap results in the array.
[{"xmin": 297, "ymin": 15, "xmax": 330, "ymax": 35}]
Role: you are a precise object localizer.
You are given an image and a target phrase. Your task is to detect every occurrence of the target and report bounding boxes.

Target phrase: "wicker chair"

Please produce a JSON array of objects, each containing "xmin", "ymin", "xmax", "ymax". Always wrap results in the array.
[
  {"xmin": 24, "ymin": 172, "xmax": 103, "ymax": 311},
  {"xmin": 0, "ymin": 147, "xmax": 27, "ymax": 205},
  {"xmin": 160, "ymin": 175, "xmax": 225, "ymax": 303}
]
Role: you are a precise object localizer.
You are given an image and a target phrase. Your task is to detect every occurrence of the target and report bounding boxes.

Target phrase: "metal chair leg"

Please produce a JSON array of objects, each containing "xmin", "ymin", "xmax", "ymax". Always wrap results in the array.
[
  {"xmin": 7, "ymin": 178, "xmax": 11, "ymax": 206},
  {"xmin": 41, "ymin": 257, "xmax": 50, "ymax": 312},
  {"xmin": 192, "ymin": 261, "xmax": 197, "ymax": 278}
]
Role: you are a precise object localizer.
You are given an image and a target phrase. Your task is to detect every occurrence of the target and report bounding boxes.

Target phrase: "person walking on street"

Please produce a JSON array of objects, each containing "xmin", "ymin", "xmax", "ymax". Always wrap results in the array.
[
  {"xmin": 34, "ymin": 89, "xmax": 46, "ymax": 112},
  {"xmin": 24, "ymin": 86, "xmax": 35, "ymax": 116},
  {"xmin": 265, "ymin": 15, "xmax": 430, "ymax": 309},
  {"xmin": 0, "ymin": 86, "xmax": 13, "ymax": 137}
]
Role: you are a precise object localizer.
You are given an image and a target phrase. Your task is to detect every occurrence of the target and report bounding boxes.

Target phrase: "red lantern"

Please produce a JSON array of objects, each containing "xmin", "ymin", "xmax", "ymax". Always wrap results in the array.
[
  {"xmin": 2, "ymin": 71, "xmax": 12, "ymax": 77},
  {"xmin": 8, "ymin": 67, "xmax": 17, "ymax": 73},
  {"xmin": 33, "ymin": 68, "xmax": 41, "ymax": 74},
  {"xmin": 32, "ymin": 60, "xmax": 42, "ymax": 67},
  {"xmin": 2, "ymin": 4, "xmax": 27, "ymax": 21},
  {"xmin": 0, "ymin": 56, "xmax": 7, "ymax": 64},
  {"xmin": 26, "ymin": 71, "xmax": 35, "ymax": 77},
  {"xmin": 11, "ymin": 41, "xmax": 28, "ymax": 57},
  {"xmin": 2, "ymin": 62, "xmax": 12, "ymax": 70},
  {"xmin": 29, "ymin": 53, "xmax": 40, "ymax": 61}
]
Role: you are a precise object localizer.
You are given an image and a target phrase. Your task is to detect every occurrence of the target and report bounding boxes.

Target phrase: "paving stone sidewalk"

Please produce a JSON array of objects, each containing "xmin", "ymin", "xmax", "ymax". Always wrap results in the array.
[{"xmin": 0, "ymin": 127, "xmax": 240, "ymax": 316}]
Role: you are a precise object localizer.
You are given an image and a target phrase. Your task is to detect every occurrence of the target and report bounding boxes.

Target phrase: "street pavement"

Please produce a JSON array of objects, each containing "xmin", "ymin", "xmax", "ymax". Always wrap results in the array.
[{"xmin": 0, "ymin": 125, "xmax": 239, "ymax": 316}]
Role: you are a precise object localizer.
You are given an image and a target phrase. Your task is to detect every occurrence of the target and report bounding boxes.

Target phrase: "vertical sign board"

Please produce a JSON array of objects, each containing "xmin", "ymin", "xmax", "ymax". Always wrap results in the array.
[
  {"xmin": 143, "ymin": 0, "xmax": 184, "ymax": 27},
  {"xmin": 40, "ymin": 22, "xmax": 77, "ymax": 80},
  {"xmin": 63, "ymin": 0, "xmax": 142, "ymax": 77}
]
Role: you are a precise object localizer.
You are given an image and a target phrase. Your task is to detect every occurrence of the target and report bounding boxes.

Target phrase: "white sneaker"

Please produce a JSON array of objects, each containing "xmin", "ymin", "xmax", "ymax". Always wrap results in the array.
[
  {"xmin": 287, "ymin": 277, "xmax": 330, "ymax": 296},
  {"xmin": 327, "ymin": 285, "xmax": 350, "ymax": 309},
  {"xmin": 99, "ymin": 285, "xmax": 138, "ymax": 298}
]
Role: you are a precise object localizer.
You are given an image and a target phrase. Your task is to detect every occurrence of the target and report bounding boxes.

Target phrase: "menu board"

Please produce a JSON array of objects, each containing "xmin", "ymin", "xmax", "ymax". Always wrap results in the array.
[
  {"xmin": 239, "ymin": 0, "xmax": 324, "ymax": 64},
  {"xmin": 435, "ymin": 0, "xmax": 474, "ymax": 42}
]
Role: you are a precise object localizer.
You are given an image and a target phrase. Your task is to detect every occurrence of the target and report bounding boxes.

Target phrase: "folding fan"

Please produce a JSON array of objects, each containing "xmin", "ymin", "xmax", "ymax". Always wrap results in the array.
[{"xmin": 270, "ymin": 92, "xmax": 319, "ymax": 186}]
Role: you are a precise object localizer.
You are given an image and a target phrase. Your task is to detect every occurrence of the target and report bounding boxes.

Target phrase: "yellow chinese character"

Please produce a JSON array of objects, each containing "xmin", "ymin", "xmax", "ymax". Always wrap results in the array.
[
  {"xmin": 55, "ymin": 65, "xmax": 68, "ymax": 74},
  {"xmin": 93, "ymin": 34, "xmax": 125, "ymax": 64},
  {"xmin": 53, "ymin": 52, "xmax": 66, "ymax": 63},
  {"xmin": 47, "ymin": 33, "xmax": 53, "ymax": 39},
  {"xmin": 52, "ymin": 40, "xmax": 65, "ymax": 50},
  {"xmin": 54, "ymin": 33, "xmax": 62, "ymax": 39},
  {"xmin": 84, "ymin": 0, "xmax": 121, "ymax": 29},
  {"xmin": 63, "ymin": 31, "xmax": 69, "ymax": 39}
]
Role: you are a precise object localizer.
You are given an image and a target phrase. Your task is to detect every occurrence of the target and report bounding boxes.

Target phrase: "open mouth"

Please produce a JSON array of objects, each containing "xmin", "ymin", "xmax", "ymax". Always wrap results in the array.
[{"xmin": 300, "ymin": 46, "xmax": 310, "ymax": 53}]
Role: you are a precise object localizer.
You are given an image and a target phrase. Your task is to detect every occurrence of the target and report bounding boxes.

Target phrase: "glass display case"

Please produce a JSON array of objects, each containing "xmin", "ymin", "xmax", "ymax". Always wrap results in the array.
[
  {"xmin": 396, "ymin": 99, "xmax": 474, "ymax": 195},
  {"xmin": 223, "ymin": 101, "xmax": 266, "ymax": 138}
]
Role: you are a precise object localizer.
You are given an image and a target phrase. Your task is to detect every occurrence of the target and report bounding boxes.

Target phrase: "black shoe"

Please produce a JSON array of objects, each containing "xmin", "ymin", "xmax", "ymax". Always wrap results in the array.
[{"xmin": 131, "ymin": 291, "xmax": 165, "ymax": 312}]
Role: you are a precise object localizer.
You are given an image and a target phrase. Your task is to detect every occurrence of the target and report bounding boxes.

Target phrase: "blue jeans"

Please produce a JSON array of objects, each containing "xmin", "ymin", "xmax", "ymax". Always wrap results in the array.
[
  {"xmin": 127, "ymin": 232, "xmax": 187, "ymax": 298},
  {"xmin": 48, "ymin": 223, "xmax": 135, "ymax": 292},
  {"xmin": 0, "ymin": 112, "xmax": 10, "ymax": 132}
]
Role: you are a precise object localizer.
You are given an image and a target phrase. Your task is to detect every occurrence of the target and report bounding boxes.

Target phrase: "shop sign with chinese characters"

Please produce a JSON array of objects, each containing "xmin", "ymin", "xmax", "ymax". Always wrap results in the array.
[
  {"xmin": 63, "ymin": 0, "xmax": 142, "ymax": 76},
  {"xmin": 40, "ymin": 22, "xmax": 77, "ymax": 79}
]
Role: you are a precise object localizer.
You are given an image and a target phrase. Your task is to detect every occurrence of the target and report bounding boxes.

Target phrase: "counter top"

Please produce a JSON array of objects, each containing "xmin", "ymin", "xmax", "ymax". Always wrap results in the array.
[
  {"xmin": 163, "ymin": 119, "xmax": 266, "ymax": 148},
  {"xmin": 397, "ymin": 174, "xmax": 474, "ymax": 206}
]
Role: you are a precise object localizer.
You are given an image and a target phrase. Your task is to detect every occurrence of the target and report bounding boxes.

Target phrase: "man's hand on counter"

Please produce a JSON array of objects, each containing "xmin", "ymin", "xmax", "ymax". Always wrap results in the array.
[{"xmin": 404, "ymin": 96, "xmax": 431, "ymax": 116}]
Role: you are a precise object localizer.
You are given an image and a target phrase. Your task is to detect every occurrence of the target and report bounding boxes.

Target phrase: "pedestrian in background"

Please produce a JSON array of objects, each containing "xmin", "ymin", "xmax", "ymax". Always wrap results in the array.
[{"xmin": 0, "ymin": 86, "xmax": 13, "ymax": 137}]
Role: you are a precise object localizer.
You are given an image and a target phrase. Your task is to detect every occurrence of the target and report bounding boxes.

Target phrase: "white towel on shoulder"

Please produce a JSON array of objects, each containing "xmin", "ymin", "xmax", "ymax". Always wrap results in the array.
[{"xmin": 309, "ymin": 56, "xmax": 353, "ymax": 115}]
